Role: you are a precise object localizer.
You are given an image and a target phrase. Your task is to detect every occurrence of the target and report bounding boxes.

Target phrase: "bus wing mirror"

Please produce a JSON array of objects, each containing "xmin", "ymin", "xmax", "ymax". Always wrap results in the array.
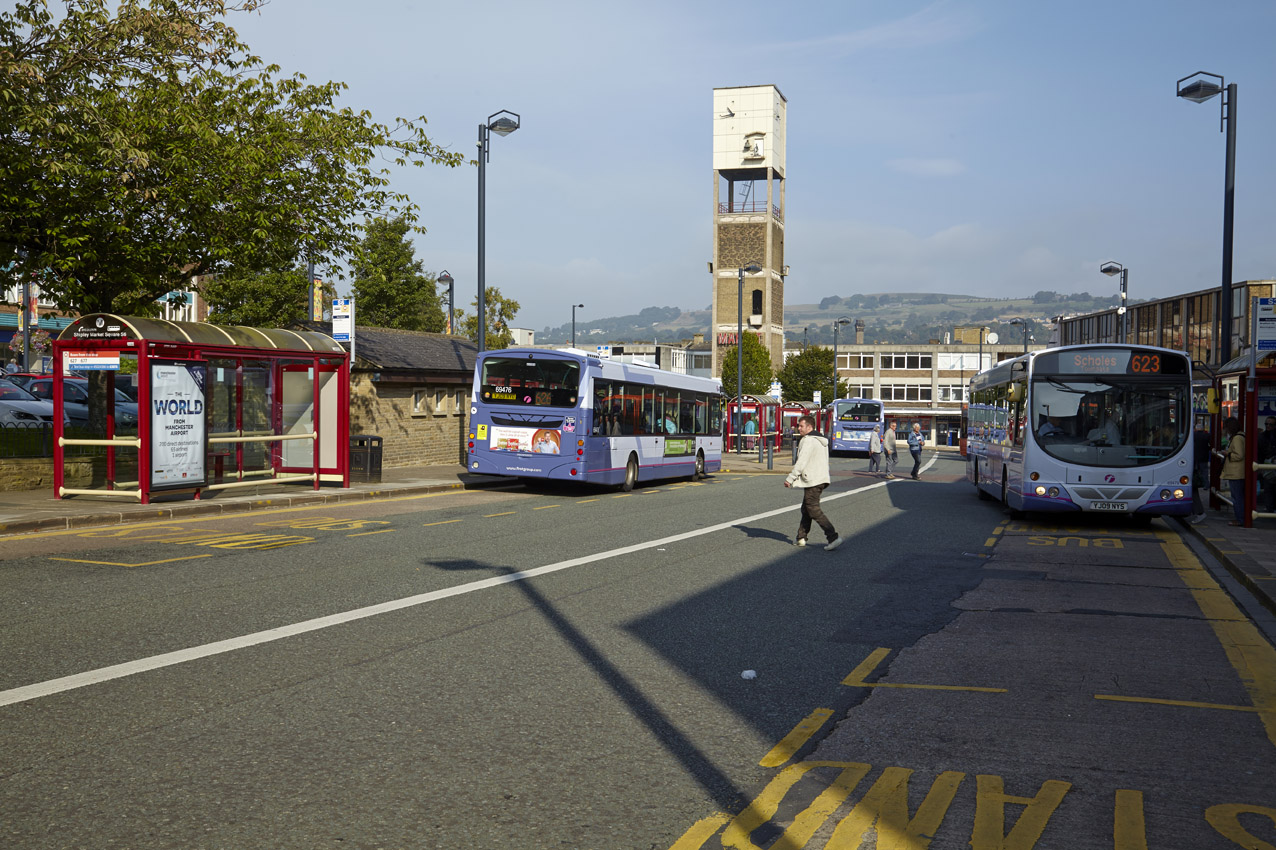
[{"xmin": 1206, "ymin": 388, "xmax": 1219, "ymax": 414}]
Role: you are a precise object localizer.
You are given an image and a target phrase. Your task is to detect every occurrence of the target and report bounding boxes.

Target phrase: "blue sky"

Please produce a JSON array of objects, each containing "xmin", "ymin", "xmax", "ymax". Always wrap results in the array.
[{"xmin": 231, "ymin": 0, "xmax": 1276, "ymax": 332}]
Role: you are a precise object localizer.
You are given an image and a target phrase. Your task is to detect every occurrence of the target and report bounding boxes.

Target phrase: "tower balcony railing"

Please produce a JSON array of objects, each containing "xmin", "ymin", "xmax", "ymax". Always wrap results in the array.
[{"xmin": 717, "ymin": 201, "xmax": 783, "ymax": 222}]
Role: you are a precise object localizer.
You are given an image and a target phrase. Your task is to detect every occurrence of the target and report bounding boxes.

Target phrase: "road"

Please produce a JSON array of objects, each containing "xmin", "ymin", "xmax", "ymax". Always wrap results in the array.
[{"xmin": 1, "ymin": 453, "xmax": 1274, "ymax": 849}]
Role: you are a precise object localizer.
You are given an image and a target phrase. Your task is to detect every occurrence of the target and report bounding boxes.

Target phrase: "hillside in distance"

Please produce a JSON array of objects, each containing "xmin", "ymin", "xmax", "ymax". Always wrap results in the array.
[{"xmin": 537, "ymin": 290, "xmax": 1122, "ymax": 346}]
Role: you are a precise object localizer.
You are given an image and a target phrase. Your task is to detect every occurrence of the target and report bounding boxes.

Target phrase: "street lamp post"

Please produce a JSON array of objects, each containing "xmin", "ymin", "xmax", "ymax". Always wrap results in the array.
[
  {"xmin": 803, "ymin": 326, "xmax": 809, "ymax": 350},
  {"xmin": 571, "ymin": 303, "xmax": 584, "ymax": 347},
  {"xmin": 477, "ymin": 110, "xmax": 520, "ymax": 353},
  {"xmin": 735, "ymin": 263, "xmax": 762, "ymax": 453},
  {"xmin": 437, "ymin": 270, "xmax": 454, "ymax": 335},
  {"xmin": 1009, "ymin": 318, "xmax": 1029, "ymax": 355},
  {"xmin": 1099, "ymin": 262, "xmax": 1128, "ymax": 343},
  {"xmin": 831, "ymin": 316, "xmax": 851, "ymax": 399},
  {"xmin": 1177, "ymin": 71, "xmax": 1237, "ymax": 364}
]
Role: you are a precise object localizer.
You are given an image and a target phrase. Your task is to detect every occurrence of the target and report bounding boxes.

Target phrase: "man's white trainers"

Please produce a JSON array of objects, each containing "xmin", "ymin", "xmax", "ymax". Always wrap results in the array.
[
  {"xmin": 824, "ymin": 536, "xmax": 845, "ymax": 552},
  {"xmin": 795, "ymin": 538, "xmax": 807, "ymax": 547}
]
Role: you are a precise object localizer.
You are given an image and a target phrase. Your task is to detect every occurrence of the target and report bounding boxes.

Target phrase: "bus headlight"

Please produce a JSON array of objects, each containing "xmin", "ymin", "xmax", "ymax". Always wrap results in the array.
[
  {"xmin": 1160, "ymin": 489, "xmax": 1171, "ymax": 500},
  {"xmin": 1173, "ymin": 488, "xmax": 1185, "ymax": 500},
  {"xmin": 1048, "ymin": 487, "xmax": 1060, "ymax": 498},
  {"xmin": 1034, "ymin": 485, "xmax": 1046, "ymax": 496}
]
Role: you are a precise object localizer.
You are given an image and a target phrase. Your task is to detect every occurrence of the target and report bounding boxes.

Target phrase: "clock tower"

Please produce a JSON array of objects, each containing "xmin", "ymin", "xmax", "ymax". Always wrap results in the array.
[{"xmin": 710, "ymin": 84, "xmax": 787, "ymax": 378}]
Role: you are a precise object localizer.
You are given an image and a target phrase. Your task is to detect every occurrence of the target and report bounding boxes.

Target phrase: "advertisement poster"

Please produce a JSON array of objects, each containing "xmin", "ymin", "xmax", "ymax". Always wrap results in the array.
[
  {"xmin": 489, "ymin": 426, "xmax": 560, "ymax": 454},
  {"xmin": 150, "ymin": 361, "xmax": 208, "ymax": 489}
]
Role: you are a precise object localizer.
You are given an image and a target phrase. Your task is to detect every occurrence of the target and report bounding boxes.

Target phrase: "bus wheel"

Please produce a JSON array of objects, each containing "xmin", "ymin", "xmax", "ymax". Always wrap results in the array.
[
  {"xmin": 622, "ymin": 455, "xmax": 638, "ymax": 491},
  {"xmin": 694, "ymin": 451, "xmax": 706, "ymax": 480}
]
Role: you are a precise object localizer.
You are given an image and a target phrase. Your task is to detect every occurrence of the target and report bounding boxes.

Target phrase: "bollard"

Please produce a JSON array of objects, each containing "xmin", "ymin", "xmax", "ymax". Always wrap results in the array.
[
  {"xmin": 767, "ymin": 443, "xmax": 773, "ymax": 470},
  {"xmin": 757, "ymin": 438, "xmax": 764, "ymax": 464}
]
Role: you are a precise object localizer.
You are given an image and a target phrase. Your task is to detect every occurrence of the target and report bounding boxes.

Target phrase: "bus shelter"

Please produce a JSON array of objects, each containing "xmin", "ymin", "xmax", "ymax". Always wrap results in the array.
[
  {"xmin": 52, "ymin": 314, "xmax": 349, "ymax": 504},
  {"xmin": 1211, "ymin": 348, "xmax": 1276, "ymax": 527},
  {"xmin": 725, "ymin": 395, "xmax": 780, "ymax": 452},
  {"xmin": 779, "ymin": 401, "xmax": 828, "ymax": 446}
]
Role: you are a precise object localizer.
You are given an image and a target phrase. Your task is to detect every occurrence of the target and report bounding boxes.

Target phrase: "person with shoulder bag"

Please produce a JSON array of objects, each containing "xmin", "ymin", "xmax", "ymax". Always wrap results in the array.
[
  {"xmin": 1220, "ymin": 416, "xmax": 1247, "ymax": 526},
  {"xmin": 907, "ymin": 423, "xmax": 926, "ymax": 479}
]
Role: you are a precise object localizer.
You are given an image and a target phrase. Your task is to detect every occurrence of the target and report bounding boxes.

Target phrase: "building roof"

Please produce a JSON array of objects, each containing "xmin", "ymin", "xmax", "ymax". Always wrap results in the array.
[{"xmin": 292, "ymin": 322, "xmax": 477, "ymax": 374}]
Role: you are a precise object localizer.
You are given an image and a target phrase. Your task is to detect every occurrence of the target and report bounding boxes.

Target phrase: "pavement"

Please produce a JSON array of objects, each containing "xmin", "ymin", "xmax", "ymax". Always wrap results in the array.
[{"xmin": 1, "ymin": 448, "xmax": 1273, "ymax": 618}]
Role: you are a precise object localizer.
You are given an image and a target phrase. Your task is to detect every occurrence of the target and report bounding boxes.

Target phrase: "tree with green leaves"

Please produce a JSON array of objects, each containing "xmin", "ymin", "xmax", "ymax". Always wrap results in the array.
[
  {"xmin": 776, "ymin": 346, "xmax": 840, "ymax": 404},
  {"xmin": 350, "ymin": 216, "xmax": 444, "ymax": 332},
  {"xmin": 201, "ymin": 267, "xmax": 335, "ymax": 328},
  {"xmin": 720, "ymin": 332, "xmax": 773, "ymax": 397},
  {"xmin": 0, "ymin": 0, "xmax": 464, "ymax": 316},
  {"xmin": 460, "ymin": 286, "xmax": 521, "ymax": 350}
]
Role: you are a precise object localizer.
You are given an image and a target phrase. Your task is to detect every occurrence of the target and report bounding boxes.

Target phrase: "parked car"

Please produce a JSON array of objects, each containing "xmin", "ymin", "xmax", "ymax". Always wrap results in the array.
[
  {"xmin": 0, "ymin": 378, "xmax": 61, "ymax": 426},
  {"xmin": 1, "ymin": 372, "xmax": 45, "ymax": 389},
  {"xmin": 24, "ymin": 377, "xmax": 139, "ymax": 428}
]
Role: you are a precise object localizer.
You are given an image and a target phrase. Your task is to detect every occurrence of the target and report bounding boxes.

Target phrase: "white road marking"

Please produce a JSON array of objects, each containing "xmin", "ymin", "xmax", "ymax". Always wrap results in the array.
[{"xmin": 0, "ymin": 469, "xmax": 923, "ymax": 709}]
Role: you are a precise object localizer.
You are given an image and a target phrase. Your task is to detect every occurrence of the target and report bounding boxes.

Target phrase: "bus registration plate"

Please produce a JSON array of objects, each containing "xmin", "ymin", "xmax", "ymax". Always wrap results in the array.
[{"xmin": 1091, "ymin": 501, "xmax": 1127, "ymax": 511}]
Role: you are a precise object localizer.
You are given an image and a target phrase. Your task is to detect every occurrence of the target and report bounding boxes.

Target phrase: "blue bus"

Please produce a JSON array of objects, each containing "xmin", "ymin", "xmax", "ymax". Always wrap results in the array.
[
  {"xmin": 468, "ymin": 348, "xmax": 724, "ymax": 489},
  {"xmin": 965, "ymin": 344, "xmax": 1193, "ymax": 517},
  {"xmin": 826, "ymin": 397, "xmax": 886, "ymax": 455}
]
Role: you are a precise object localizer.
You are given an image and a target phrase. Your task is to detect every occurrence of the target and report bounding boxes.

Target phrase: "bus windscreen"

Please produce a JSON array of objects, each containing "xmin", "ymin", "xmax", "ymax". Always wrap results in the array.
[
  {"xmin": 836, "ymin": 402, "xmax": 881, "ymax": 421},
  {"xmin": 479, "ymin": 357, "xmax": 580, "ymax": 407}
]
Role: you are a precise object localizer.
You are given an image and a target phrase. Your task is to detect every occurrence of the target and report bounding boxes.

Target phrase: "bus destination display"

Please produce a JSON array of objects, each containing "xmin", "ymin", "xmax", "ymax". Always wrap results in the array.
[{"xmin": 1038, "ymin": 348, "xmax": 1187, "ymax": 376}]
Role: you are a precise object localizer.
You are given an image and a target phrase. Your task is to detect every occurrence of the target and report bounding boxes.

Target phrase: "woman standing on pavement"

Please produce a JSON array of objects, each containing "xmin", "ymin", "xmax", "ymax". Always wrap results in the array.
[
  {"xmin": 868, "ymin": 425, "xmax": 883, "ymax": 475},
  {"xmin": 883, "ymin": 421, "xmax": 898, "ymax": 480},
  {"xmin": 1220, "ymin": 416, "xmax": 1247, "ymax": 526}
]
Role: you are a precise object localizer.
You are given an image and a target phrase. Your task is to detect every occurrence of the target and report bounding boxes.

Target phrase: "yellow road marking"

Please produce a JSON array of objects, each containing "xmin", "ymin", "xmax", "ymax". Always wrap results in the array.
[
  {"xmin": 50, "ymin": 555, "xmax": 213, "ymax": 568},
  {"xmin": 1114, "ymin": 789, "xmax": 1148, "ymax": 850},
  {"xmin": 5, "ymin": 489, "xmax": 480, "ymax": 540},
  {"xmin": 578, "ymin": 499, "xmax": 598, "ymax": 504},
  {"xmin": 423, "ymin": 519, "xmax": 462, "ymax": 527},
  {"xmin": 346, "ymin": 530, "xmax": 396, "ymax": 537},
  {"xmin": 759, "ymin": 708, "xmax": 834, "ymax": 768},
  {"xmin": 842, "ymin": 647, "xmax": 1007, "ymax": 693},
  {"xmin": 667, "ymin": 813, "xmax": 731, "ymax": 850},
  {"xmin": 1094, "ymin": 694, "xmax": 1259, "ymax": 713},
  {"xmin": 532, "ymin": 505, "xmax": 561, "ymax": 510},
  {"xmin": 484, "ymin": 512, "xmax": 517, "ymax": 518},
  {"xmin": 1158, "ymin": 530, "xmax": 1276, "ymax": 747},
  {"xmin": 613, "ymin": 494, "xmax": 631, "ymax": 499}
]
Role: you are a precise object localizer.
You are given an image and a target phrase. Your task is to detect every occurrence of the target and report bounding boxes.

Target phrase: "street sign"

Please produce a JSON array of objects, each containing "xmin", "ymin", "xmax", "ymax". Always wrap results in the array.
[
  {"xmin": 66, "ymin": 351, "xmax": 121, "ymax": 371},
  {"xmin": 1257, "ymin": 298, "xmax": 1276, "ymax": 351},
  {"xmin": 332, "ymin": 298, "xmax": 353, "ymax": 342},
  {"xmin": 813, "ymin": 390, "xmax": 822, "ymax": 405}
]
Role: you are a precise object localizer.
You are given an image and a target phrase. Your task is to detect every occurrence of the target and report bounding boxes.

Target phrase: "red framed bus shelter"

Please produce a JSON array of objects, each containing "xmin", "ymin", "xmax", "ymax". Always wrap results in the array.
[{"xmin": 52, "ymin": 314, "xmax": 350, "ymax": 504}]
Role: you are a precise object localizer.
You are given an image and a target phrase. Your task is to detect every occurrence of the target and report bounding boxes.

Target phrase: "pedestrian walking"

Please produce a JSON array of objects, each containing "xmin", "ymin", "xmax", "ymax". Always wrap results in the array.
[
  {"xmin": 1220, "ymin": 416, "xmax": 1246, "ymax": 526},
  {"xmin": 784, "ymin": 414, "xmax": 844, "ymax": 551},
  {"xmin": 883, "ymin": 421, "xmax": 898, "ymax": 479},
  {"xmin": 868, "ymin": 425, "xmax": 883, "ymax": 475},
  {"xmin": 907, "ymin": 423, "xmax": 926, "ymax": 479}
]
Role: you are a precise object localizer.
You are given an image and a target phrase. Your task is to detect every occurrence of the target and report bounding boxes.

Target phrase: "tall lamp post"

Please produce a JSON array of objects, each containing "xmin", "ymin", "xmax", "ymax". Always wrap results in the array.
[
  {"xmin": 735, "ymin": 263, "xmax": 762, "ymax": 453},
  {"xmin": 1099, "ymin": 262, "xmax": 1128, "ymax": 343},
  {"xmin": 571, "ymin": 303, "xmax": 584, "ymax": 347},
  {"xmin": 831, "ymin": 316, "xmax": 851, "ymax": 399},
  {"xmin": 1177, "ymin": 71, "xmax": 1237, "ymax": 364},
  {"xmin": 437, "ymin": 270, "xmax": 454, "ymax": 335},
  {"xmin": 477, "ymin": 109, "xmax": 520, "ymax": 353},
  {"xmin": 1009, "ymin": 318, "xmax": 1029, "ymax": 355},
  {"xmin": 15, "ymin": 247, "xmax": 30, "ymax": 370}
]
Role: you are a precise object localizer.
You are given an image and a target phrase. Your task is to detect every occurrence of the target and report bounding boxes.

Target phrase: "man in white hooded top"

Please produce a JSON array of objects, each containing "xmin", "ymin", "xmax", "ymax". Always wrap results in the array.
[{"xmin": 784, "ymin": 414, "xmax": 844, "ymax": 551}]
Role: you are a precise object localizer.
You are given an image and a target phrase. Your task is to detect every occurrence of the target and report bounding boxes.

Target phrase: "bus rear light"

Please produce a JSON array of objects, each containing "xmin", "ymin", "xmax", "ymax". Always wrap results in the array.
[
  {"xmin": 577, "ymin": 439, "xmax": 584, "ymax": 447},
  {"xmin": 467, "ymin": 441, "xmax": 474, "ymax": 448},
  {"xmin": 570, "ymin": 468, "xmax": 578, "ymax": 476},
  {"xmin": 577, "ymin": 449, "xmax": 583, "ymax": 457}
]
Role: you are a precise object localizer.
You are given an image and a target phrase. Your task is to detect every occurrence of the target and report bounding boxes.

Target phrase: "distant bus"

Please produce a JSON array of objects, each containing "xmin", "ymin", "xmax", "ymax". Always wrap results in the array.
[
  {"xmin": 965, "ymin": 344, "xmax": 1193, "ymax": 517},
  {"xmin": 826, "ymin": 397, "xmax": 886, "ymax": 454},
  {"xmin": 468, "ymin": 348, "xmax": 723, "ymax": 489}
]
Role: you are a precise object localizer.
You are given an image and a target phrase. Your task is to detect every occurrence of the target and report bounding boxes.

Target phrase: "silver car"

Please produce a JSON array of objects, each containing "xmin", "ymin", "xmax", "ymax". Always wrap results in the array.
[
  {"xmin": 24, "ymin": 377, "xmax": 139, "ymax": 428},
  {"xmin": 0, "ymin": 378, "xmax": 60, "ymax": 425}
]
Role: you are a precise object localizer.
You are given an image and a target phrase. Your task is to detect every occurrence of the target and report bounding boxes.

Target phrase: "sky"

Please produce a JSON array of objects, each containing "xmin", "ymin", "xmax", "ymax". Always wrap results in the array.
[{"xmin": 229, "ymin": 0, "xmax": 1276, "ymax": 332}]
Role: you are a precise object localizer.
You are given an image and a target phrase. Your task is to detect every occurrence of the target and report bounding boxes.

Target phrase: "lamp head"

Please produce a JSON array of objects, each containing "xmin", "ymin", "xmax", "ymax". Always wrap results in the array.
[
  {"xmin": 437, "ymin": 270, "xmax": 453, "ymax": 286},
  {"xmin": 487, "ymin": 110, "xmax": 521, "ymax": 136},
  {"xmin": 1177, "ymin": 73, "xmax": 1224, "ymax": 103},
  {"xmin": 1099, "ymin": 262, "xmax": 1123, "ymax": 277}
]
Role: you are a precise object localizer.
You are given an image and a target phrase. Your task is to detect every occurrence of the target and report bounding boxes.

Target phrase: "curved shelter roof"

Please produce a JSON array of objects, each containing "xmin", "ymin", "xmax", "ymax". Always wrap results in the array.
[{"xmin": 57, "ymin": 314, "xmax": 344, "ymax": 354}]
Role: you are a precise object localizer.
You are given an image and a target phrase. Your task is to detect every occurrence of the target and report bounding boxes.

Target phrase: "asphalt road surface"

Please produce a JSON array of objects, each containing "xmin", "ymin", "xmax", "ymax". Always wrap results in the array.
[{"xmin": 2, "ymin": 453, "xmax": 1274, "ymax": 849}]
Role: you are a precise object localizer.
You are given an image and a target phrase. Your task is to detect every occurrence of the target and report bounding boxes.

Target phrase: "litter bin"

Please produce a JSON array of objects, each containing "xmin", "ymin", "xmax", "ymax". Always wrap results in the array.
[{"xmin": 349, "ymin": 435, "xmax": 382, "ymax": 483}]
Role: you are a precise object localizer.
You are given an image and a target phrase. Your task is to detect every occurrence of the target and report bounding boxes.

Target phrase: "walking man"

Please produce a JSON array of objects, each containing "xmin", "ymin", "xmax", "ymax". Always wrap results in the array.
[
  {"xmin": 868, "ymin": 425, "xmax": 883, "ymax": 475},
  {"xmin": 908, "ymin": 422, "xmax": 926, "ymax": 479},
  {"xmin": 883, "ymin": 421, "xmax": 898, "ymax": 480},
  {"xmin": 784, "ymin": 414, "xmax": 844, "ymax": 551}
]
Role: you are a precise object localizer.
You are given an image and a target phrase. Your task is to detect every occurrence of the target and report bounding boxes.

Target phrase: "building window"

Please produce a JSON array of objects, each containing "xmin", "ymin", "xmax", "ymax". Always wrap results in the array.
[
  {"xmin": 881, "ymin": 353, "xmax": 933, "ymax": 370},
  {"xmin": 880, "ymin": 384, "xmax": 933, "ymax": 401},
  {"xmin": 412, "ymin": 388, "xmax": 430, "ymax": 416}
]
